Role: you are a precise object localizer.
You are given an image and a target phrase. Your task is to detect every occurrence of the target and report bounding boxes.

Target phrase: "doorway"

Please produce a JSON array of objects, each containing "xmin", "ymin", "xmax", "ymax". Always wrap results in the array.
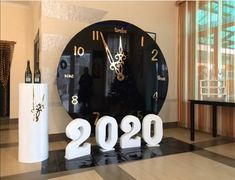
[
  {"xmin": 0, "ymin": 79, "xmax": 10, "ymax": 117},
  {"xmin": 0, "ymin": 40, "xmax": 16, "ymax": 119}
]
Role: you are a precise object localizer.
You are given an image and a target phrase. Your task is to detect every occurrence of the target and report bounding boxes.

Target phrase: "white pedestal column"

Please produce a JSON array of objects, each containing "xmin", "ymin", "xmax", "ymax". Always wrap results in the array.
[{"xmin": 18, "ymin": 83, "xmax": 48, "ymax": 163}]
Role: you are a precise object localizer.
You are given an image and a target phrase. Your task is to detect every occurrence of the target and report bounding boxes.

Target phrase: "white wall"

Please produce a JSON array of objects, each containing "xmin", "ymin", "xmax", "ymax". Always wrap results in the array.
[
  {"xmin": 1, "ymin": 2, "xmax": 34, "ymax": 119},
  {"xmin": 39, "ymin": 1, "xmax": 178, "ymax": 134}
]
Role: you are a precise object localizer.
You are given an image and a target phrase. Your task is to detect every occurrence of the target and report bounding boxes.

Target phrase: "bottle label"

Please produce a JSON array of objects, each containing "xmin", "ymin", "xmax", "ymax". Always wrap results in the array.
[
  {"xmin": 25, "ymin": 76, "xmax": 32, "ymax": 83},
  {"xmin": 34, "ymin": 75, "xmax": 40, "ymax": 83},
  {"xmin": 35, "ymin": 78, "xmax": 40, "ymax": 82}
]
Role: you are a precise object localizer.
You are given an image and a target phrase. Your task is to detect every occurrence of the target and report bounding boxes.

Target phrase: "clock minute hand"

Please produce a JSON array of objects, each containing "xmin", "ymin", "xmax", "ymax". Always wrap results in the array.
[
  {"xmin": 115, "ymin": 36, "xmax": 126, "ymax": 63},
  {"xmin": 119, "ymin": 35, "xmax": 123, "ymax": 53}
]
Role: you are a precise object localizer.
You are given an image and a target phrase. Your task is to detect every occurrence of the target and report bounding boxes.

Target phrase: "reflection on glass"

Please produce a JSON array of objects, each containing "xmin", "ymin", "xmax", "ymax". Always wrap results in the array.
[
  {"xmin": 78, "ymin": 67, "xmax": 93, "ymax": 114},
  {"xmin": 196, "ymin": 1, "xmax": 235, "ymax": 102},
  {"xmin": 56, "ymin": 20, "xmax": 168, "ymax": 127}
]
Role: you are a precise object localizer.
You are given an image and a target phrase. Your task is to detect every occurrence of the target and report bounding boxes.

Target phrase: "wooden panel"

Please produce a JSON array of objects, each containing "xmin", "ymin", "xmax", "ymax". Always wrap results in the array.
[{"xmin": 221, "ymin": 107, "xmax": 234, "ymax": 137}]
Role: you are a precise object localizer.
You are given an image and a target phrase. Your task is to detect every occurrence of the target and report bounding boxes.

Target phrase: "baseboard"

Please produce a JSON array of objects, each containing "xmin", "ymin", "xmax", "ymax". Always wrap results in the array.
[
  {"xmin": 163, "ymin": 121, "xmax": 178, "ymax": 129},
  {"xmin": 0, "ymin": 117, "xmax": 18, "ymax": 124},
  {"xmin": 49, "ymin": 133, "xmax": 69, "ymax": 142}
]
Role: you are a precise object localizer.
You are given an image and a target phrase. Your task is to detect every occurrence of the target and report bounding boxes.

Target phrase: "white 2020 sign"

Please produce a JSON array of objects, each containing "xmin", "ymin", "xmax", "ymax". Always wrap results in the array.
[{"xmin": 65, "ymin": 114, "xmax": 163, "ymax": 160}]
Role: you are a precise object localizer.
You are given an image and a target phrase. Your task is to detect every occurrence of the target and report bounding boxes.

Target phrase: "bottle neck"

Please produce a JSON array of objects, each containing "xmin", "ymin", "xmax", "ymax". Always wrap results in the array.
[
  {"xmin": 35, "ymin": 63, "xmax": 40, "ymax": 72},
  {"xmin": 26, "ymin": 61, "xmax": 31, "ymax": 71}
]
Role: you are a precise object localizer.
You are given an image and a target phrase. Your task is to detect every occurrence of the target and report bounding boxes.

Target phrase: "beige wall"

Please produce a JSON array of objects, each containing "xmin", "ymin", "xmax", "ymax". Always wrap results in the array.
[
  {"xmin": 32, "ymin": 2, "xmax": 41, "ymax": 37},
  {"xmin": 1, "ymin": 2, "xmax": 34, "ymax": 119},
  {"xmin": 40, "ymin": 1, "xmax": 178, "ymax": 134},
  {"xmin": 1, "ymin": 1, "xmax": 178, "ymax": 134}
]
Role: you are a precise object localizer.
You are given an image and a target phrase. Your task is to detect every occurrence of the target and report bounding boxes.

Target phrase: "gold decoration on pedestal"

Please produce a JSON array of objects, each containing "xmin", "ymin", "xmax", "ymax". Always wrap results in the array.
[{"xmin": 31, "ymin": 86, "xmax": 45, "ymax": 122}]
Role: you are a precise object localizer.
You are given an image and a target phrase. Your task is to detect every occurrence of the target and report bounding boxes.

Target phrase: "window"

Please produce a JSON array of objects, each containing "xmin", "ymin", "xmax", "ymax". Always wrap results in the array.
[
  {"xmin": 178, "ymin": 1, "xmax": 235, "ymax": 137},
  {"xmin": 195, "ymin": 1, "xmax": 235, "ymax": 100}
]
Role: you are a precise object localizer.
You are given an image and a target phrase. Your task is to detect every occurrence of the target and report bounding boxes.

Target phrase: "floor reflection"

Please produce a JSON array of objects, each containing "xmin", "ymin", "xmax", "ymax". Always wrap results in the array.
[{"xmin": 41, "ymin": 137, "xmax": 201, "ymax": 174}]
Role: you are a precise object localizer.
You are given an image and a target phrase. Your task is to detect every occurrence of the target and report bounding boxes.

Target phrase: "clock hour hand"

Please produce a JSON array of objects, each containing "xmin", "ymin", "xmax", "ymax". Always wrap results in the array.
[
  {"xmin": 100, "ymin": 32, "xmax": 114, "ymax": 66},
  {"xmin": 100, "ymin": 32, "xmax": 107, "ymax": 48}
]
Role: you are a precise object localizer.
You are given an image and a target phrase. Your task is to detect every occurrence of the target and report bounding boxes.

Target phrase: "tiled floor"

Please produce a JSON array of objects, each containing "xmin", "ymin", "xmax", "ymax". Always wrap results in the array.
[
  {"xmin": 119, "ymin": 152, "xmax": 235, "ymax": 180},
  {"xmin": 48, "ymin": 170, "xmax": 103, "ymax": 180},
  {"xmin": 0, "ymin": 119, "xmax": 235, "ymax": 180},
  {"xmin": 205, "ymin": 143, "xmax": 235, "ymax": 160}
]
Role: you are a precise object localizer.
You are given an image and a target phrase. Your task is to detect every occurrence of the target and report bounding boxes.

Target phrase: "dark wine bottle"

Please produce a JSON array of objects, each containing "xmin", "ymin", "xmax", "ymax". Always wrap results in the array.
[
  {"xmin": 25, "ymin": 60, "xmax": 32, "ymax": 83},
  {"xmin": 34, "ymin": 63, "xmax": 41, "ymax": 83}
]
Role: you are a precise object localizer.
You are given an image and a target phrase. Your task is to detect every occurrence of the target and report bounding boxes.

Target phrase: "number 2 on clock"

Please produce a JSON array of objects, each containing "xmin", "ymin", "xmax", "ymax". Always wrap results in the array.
[{"xmin": 151, "ymin": 49, "xmax": 158, "ymax": 61}]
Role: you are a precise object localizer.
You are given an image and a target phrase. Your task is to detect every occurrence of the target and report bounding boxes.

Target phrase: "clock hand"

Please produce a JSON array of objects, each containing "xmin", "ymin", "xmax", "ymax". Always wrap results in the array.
[
  {"xmin": 119, "ymin": 35, "xmax": 123, "ymax": 53},
  {"xmin": 115, "ymin": 36, "xmax": 126, "ymax": 64},
  {"xmin": 114, "ymin": 36, "xmax": 126, "ymax": 80},
  {"xmin": 100, "ymin": 32, "xmax": 125, "ymax": 81},
  {"xmin": 100, "ymin": 32, "xmax": 114, "ymax": 66}
]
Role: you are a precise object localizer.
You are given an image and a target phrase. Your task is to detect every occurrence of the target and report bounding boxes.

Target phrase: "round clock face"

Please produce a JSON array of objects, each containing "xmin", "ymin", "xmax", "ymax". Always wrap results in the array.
[{"xmin": 57, "ymin": 20, "xmax": 168, "ymax": 125}]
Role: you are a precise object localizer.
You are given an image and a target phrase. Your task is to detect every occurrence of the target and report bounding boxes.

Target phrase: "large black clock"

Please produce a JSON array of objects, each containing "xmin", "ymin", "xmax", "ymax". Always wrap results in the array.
[{"xmin": 57, "ymin": 20, "xmax": 168, "ymax": 128}]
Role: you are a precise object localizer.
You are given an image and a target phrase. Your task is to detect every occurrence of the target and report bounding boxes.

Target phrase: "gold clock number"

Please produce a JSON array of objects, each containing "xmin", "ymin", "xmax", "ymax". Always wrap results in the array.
[
  {"xmin": 141, "ymin": 36, "xmax": 144, "ymax": 47},
  {"xmin": 93, "ymin": 112, "xmax": 100, "ymax": 125},
  {"xmin": 71, "ymin": 95, "xmax": 78, "ymax": 105},
  {"xmin": 137, "ymin": 111, "xmax": 143, "ymax": 120},
  {"xmin": 151, "ymin": 49, "xmax": 158, "ymax": 61},
  {"xmin": 92, "ymin": 30, "xmax": 99, "ymax": 41},
  {"xmin": 74, "ymin": 46, "xmax": 84, "ymax": 56}
]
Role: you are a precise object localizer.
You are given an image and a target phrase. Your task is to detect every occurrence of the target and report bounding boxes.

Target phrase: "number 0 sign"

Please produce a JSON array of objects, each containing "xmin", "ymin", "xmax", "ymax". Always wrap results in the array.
[{"xmin": 65, "ymin": 114, "xmax": 163, "ymax": 160}]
